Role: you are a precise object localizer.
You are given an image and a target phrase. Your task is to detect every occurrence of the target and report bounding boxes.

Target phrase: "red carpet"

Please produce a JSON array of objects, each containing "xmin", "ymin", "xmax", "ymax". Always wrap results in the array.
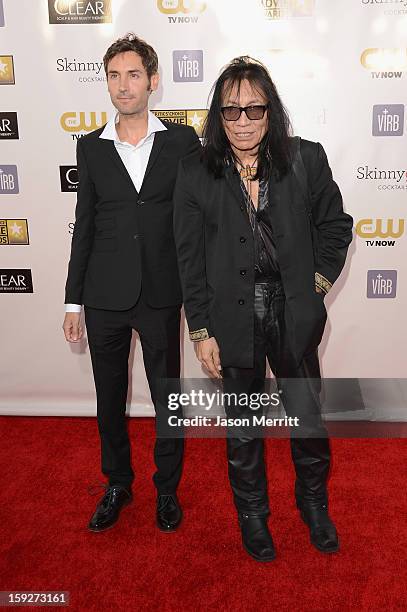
[{"xmin": 0, "ymin": 416, "xmax": 406, "ymax": 611}]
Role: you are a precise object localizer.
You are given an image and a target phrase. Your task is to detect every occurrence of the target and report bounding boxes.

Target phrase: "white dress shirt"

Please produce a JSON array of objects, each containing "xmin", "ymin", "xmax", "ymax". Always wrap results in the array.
[{"xmin": 65, "ymin": 111, "xmax": 167, "ymax": 313}]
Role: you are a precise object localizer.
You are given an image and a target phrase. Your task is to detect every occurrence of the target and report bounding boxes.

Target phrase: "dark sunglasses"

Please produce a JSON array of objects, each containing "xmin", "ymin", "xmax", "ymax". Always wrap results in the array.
[{"xmin": 220, "ymin": 105, "xmax": 268, "ymax": 121}]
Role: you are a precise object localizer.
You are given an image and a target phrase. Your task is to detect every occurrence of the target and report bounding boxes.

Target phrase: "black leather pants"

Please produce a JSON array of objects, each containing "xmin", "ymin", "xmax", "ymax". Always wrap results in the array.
[{"xmin": 222, "ymin": 280, "xmax": 330, "ymax": 516}]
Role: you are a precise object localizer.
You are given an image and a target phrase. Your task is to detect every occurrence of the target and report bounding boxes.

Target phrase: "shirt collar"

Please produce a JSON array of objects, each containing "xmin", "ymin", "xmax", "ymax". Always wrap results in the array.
[{"xmin": 99, "ymin": 110, "xmax": 167, "ymax": 144}]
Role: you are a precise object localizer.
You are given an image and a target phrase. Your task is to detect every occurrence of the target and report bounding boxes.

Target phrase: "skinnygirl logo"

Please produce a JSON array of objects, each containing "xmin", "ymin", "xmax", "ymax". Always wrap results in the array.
[
  {"xmin": 361, "ymin": 0, "xmax": 407, "ymax": 15},
  {"xmin": 356, "ymin": 166, "xmax": 407, "ymax": 190}
]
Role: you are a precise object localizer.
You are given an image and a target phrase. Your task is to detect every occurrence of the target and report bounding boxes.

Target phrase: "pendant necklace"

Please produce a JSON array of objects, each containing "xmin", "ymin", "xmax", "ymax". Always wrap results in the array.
[{"xmin": 237, "ymin": 157, "xmax": 258, "ymax": 232}]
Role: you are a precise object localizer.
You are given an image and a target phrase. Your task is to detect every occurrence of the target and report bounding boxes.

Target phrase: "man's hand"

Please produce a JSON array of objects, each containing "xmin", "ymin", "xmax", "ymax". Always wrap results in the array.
[
  {"xmin": 63, "ymin": 312, "xmax": 83, "ymax": 343},
  {"xmin": 195, "ymin": 337, "xmax": 222, "ymax": 379}
]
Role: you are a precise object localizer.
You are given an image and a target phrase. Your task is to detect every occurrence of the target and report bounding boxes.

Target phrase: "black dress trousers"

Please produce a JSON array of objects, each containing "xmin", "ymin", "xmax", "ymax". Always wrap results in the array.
[
  {"xmin": 84, "ymin": 290, "xmax": 184, "ymax": 495},
  {"xmin": 222, "ymin": 280, "xmax": 330, "ymax": 516}
]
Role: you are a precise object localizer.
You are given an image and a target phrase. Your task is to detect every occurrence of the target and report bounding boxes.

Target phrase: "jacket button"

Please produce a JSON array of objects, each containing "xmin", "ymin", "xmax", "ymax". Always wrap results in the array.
[
  {"xmin": 240, "ymin": 236, "xmax": 246, "ymax": 243},
  {"xmin": 240, "ymin": 205, "xmax": 244, "ymax": 211},
  {"xmin": 133, "ymin": 235, "xmax": 139, "ymax": 239},
  {"xmin": 137, "ymin": 199, "xmax": 144, "ymax": 205},
  {"xmin": 240, "ymin": 270, "xmax": 246, "ymax": 276},
  {"xmin": 238, "ymin": 299, "xmax": 245, "ymax": 305}
]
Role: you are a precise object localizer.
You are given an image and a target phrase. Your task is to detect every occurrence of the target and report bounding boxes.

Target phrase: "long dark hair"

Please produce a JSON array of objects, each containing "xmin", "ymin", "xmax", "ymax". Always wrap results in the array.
[{"xmin": 202, "ymin": 56, "xmax": 292, "ymax": 181}]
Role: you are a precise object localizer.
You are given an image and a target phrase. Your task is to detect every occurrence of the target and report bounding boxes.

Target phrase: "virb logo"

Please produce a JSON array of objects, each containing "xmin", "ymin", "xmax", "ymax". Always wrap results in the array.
[
  {"xmin": 173, "ymin": 51, "xmax": 203, "ymax": 82},
  {"xmin": 372, "ymin": 105, "xmax": 404, "ymax": 136},
  {"xmin": 367, "ymin": 270, "xmax": 397, "ymax": 298}
]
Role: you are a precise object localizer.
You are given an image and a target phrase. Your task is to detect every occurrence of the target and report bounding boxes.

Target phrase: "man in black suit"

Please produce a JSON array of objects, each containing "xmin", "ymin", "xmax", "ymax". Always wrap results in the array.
[
  {"xmin": 63, "ymin": 33, "xmax": 200, "ymax": 532},
  {"xmin": 174, "ymin": 57, "xmax": 353, "ymax": 561}
]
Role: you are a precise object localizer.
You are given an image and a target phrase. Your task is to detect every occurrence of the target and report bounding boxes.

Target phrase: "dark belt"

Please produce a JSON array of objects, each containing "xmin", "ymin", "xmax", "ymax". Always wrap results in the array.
[{"xmin": 254, "ymin": 272, "xmax": 282, "ymax": 283}]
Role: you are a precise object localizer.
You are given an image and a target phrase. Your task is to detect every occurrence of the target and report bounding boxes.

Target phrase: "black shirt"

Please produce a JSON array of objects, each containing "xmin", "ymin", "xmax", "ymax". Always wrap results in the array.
[{"xmin": 239, "ymin": 177, "xmax": 280, "ymax": 280}]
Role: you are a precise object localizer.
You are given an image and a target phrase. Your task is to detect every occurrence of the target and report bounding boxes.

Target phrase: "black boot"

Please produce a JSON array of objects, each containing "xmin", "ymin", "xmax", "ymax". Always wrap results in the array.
[
  {"xmin": 297, "ymin": 500, "xmax": 339, "ymax": 553},
  {"xmin": 290, "ymin": 435, "xmax": 338, "ymax": 552},
  {"xmin": 238, "ymin": 513, "xmax": 276, "ymax": 562}
]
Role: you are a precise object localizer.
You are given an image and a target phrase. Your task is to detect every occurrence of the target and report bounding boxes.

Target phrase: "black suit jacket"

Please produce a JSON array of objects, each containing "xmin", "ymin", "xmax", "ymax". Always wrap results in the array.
[
  {"xmin": 65, "ymin": 120, "xmax": 201, "ymax": 310},
  {"xmin": 173, "ymin": 138, "xmax": 353, "ymax": 368}
]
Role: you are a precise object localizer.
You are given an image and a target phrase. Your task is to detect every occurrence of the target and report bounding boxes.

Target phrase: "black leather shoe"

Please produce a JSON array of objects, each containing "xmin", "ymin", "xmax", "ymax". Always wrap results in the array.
[
  {"xmin": 88, "ymin": 485, "xmax": 132, "ymax": 532},
  {"xmin": 156, "ymin": 494, "xmax": 182, "ymax": 532},
  {"xmin": 238, "ymin": 514, "xmax": 276, "ymax": 562},
  {"xmin": 298, "ymin": 502, "xmax": 339, "ymax": 553}
]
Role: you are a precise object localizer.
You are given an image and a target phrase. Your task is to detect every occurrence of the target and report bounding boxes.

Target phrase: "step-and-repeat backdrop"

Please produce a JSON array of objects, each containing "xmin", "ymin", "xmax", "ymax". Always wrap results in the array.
[{"xmin": 1, "ymin": 0, "xmax": 406, "ymax": 418}]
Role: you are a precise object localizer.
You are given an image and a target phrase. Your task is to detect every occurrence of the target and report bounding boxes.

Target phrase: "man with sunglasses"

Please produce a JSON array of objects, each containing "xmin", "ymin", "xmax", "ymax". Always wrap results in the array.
[{"xmin": 174, "ymin": 57, "xmax": 353, "ymax": 561}]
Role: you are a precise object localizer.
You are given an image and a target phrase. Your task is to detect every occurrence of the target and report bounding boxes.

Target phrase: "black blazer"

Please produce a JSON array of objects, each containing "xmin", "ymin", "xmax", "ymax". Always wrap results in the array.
[
  {"xmin": 173, "ymin": 138, "xmax": 353, "ymax": 368},
  {"xmin": 65, "ymin": 120, "xmax": 201, "ymax": 310}
]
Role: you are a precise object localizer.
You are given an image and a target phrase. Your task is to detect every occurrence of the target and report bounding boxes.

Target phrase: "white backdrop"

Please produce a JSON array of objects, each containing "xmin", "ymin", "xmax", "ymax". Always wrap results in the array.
[{"xmin": 1, "ymin": 0, "xmax": 406, "ymax": 417}]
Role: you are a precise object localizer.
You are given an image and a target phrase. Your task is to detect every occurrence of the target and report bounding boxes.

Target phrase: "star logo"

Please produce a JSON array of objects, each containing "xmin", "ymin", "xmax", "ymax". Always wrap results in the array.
[
  {"xmin": 0, "ymin": 56, "xmax": 14, "ymax": 85},
  {"xmin": 152, "ymin": 109, "xmax": 207, "ymax": 138},
  {"xmin": 4, "ymin": 219, "xmax": 29, "ymax": 244},
  {"xmin": 188, "ymin": 112, "xmax": 203, "ymax": 128},
  {"xmin": 186, "ymin": 110, "xmax": 207, "ymax": 137},
  {"xmin": 292, "ymin": 0, "xmax": 315, "ymax": 16},
  {"xmin": 10, "ymin": 222, "xmax": 22, "ymax": 237}
]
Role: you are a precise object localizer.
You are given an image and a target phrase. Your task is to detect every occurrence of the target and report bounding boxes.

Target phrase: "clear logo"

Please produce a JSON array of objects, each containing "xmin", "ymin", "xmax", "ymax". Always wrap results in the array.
[
  {"xmin": 48, "ymin": 0, "xmax": 112, "ymax": 24},
  {"xmin": 0, "ymin": 113, "xmax": 19, "ymax": 139},
  {"xmin": 60, "ymin": 166, "xmax": 78, "ymax": 192},
  {"xmin": 0, "ymin": 269, "xmax": 33, "ymax": 293}
]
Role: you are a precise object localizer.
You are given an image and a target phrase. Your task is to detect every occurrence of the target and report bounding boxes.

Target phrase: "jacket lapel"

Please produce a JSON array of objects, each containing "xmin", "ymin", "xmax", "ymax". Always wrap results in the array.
[
  {"xmin": 101, "ymin": 130, "xmax": 168, "ymax": 195},
  {"xmin": 141, "ymin": 130, "xmax": 167, "ymax": 189},
  {"xmin": 268, "ymin": 172, "xmax": 279, "ymax": 226},
  {"xmin": 103, "ymin": 139, "xmax": 138, "ymax": 194},
  {"xmin": 268, "ymin": 171, "xmax": 294, "ymax": 238},
  {"xmin": 224, "ymin": 164, "xmax": 244, "ymax": 208}
]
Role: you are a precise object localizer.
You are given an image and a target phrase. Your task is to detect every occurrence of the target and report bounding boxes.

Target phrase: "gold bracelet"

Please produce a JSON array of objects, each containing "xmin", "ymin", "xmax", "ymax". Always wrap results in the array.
[
  {"xmin": 315, "ymin": 272, "xmax": 332, "ymax": 295},
  {"xmin": 189, "ymin": 328, "xmax": 210, "ymax": 342}
]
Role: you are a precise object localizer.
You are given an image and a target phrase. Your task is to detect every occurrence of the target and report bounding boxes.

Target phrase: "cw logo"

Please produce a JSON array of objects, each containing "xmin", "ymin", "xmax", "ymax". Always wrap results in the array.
[
  {"xmin": 360, "ymin": 48, "xmax": 407, "ymax": 70},
  {"xmin": 60, "ymin": 112, "xmax": 107, "ymax": 132},
  {"xmin": 356, "ymin": 219, "xmax": 405, "ymax": 238},
  {"xmin": 157, "ymin": 0, "xmax": 206, "ymax": 14}
]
